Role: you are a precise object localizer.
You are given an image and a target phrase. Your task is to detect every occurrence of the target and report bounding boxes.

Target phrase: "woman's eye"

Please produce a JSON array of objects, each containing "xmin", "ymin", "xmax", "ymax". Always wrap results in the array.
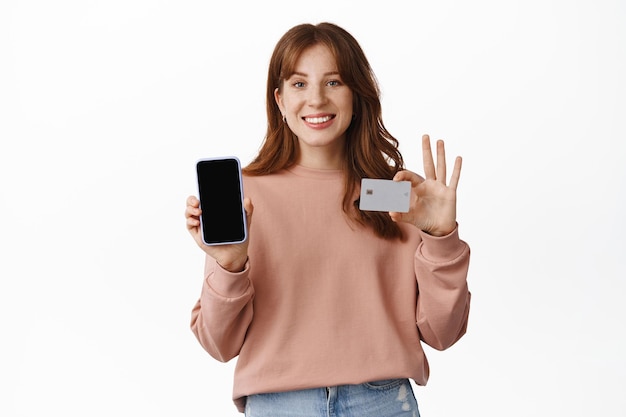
[
  {"xmin": 328, "ymin": 80, "xmax": 341, "ymax": 87},
  {"xmin": 293, "ymin": 81, "xmax": 305, "ymax": 88}
]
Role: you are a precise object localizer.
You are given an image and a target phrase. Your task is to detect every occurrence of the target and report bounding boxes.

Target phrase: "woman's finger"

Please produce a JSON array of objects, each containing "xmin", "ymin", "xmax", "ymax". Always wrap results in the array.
[
  {"xmin": 185, "ymin": 204, "xmax": 201, "ymax": 219},
  {"xmin": 422, "ymin": 135, "xmax": 436, "ymax": 180},
  {"xmin": 187, "ymin": 195, "xmax": 199, "ymax": 207},
  {"xmin": 436, "ymin": 139, "xmax": 447, "ymax": 184},
  {"xmin": 243, "ymin": 198, "xmax": 254, "ymax": 229},
  {"xmin": 448, "ymin": 156, "xmax": 462, "ymax": 191}
]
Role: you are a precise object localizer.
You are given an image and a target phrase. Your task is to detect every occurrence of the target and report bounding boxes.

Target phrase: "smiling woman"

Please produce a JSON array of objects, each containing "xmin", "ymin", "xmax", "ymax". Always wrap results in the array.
[
  {"xmin": 3, "ymin": 1, "xmax": 625, "ymax": 416},
  {"xmin": 185, "ymin": 22, "xmax": 471, "ymax": 416}
]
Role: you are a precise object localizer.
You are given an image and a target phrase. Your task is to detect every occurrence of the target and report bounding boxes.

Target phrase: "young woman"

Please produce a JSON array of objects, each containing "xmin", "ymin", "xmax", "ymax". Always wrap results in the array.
[{"xmin": 185, "ymin": 22, "xmax": 471, "ymax": 417}]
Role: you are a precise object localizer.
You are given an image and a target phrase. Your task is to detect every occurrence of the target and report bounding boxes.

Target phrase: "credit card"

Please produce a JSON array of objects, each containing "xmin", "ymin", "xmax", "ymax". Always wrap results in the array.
[{"xmin": 359, "ymin": 178, "xmax": 411, "ymax": 213}]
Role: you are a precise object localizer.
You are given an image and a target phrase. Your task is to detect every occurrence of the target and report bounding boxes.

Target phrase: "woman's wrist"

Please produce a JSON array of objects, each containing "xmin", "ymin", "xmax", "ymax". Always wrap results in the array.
[
  {"xmin": 423, "ymin": 226, "xmax": 455, "ymax": 237},
  {"xmin": 216, "ymin": 256, "xmax": 248, "ymax": 273}
]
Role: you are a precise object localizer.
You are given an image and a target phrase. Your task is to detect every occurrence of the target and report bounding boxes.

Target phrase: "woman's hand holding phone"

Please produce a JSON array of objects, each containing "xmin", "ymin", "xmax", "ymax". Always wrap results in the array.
[{"xmin": 185, "ymin": 195, "xmax": 253, "ymax": 272}]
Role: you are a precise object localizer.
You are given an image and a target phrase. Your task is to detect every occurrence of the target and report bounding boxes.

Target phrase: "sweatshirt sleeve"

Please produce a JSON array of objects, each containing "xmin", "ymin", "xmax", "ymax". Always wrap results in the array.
[
  {"xmin": 190, "ymin": 255, "xmax": 254, "ymax": 362},
  {"xmin": 414, "ymin": 225, "xmax": 471, "ymax": 351}
]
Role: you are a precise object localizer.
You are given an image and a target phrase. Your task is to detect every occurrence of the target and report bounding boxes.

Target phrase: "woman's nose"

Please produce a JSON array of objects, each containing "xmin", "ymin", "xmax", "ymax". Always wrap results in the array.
[{"xmin": 307, "ymin": 85, "xmax": 327, "ymax": 106}]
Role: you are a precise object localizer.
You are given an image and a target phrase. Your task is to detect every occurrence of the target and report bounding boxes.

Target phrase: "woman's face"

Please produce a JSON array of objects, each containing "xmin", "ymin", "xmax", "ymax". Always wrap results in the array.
[{"xmin": 275, "ymin": 43, "xmax": 354, "ymax": 164}]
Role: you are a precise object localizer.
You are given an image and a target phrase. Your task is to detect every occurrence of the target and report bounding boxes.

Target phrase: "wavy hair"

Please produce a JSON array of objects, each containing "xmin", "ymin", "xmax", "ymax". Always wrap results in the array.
[{"xmin": 244, "ymin": 22, "xmax": 405, "ymax": 239}]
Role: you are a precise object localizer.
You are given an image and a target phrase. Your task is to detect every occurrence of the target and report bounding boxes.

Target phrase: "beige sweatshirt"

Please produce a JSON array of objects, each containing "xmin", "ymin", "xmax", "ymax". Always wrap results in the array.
[{"xmin": 191, "ymin": 164, "xmax": 471, "ymax": 413}]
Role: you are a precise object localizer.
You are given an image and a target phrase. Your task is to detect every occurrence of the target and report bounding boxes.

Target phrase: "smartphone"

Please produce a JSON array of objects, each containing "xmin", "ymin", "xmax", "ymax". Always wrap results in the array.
[
  {"xmin": 196, "ymin": 157, "xmax": 248, "ymax": 245},
  {"xmin": 359, "ymin": 178, "xmax": 411, "ymax": 213}
]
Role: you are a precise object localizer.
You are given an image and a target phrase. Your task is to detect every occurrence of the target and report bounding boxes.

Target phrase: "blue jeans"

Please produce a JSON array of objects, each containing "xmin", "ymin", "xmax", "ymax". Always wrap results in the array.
[{"xmin": 245, "ymin": 379, "xmax": 420, "ymax": 417}]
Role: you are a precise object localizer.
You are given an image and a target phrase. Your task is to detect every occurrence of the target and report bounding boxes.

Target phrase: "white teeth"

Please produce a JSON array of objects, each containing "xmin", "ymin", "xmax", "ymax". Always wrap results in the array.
[{"xmin": 304, "ymin": 115, "xmax": 332, "ymax": 124}]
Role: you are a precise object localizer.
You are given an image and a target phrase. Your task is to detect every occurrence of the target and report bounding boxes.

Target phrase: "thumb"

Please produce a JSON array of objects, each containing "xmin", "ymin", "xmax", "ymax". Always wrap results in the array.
[
  {"xmin": 393, "ymin": 170, "xmax": 424, "ymax": 186},
  {"xmin": 243, "ymin": 197, "xmax": 254, "ymax": 229}
]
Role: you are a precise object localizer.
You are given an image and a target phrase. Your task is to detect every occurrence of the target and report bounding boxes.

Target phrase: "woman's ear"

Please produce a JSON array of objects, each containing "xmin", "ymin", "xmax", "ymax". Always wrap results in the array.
[{"xmin": 274, "ymin": 87, "xmax": 284, "ymax": 114}]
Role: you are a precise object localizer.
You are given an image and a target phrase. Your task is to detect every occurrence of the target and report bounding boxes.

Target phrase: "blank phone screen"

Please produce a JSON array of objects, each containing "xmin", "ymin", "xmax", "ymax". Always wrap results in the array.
[{"xmin": 196, "ymin": 158, "xmax": 247, "ymax": 245}]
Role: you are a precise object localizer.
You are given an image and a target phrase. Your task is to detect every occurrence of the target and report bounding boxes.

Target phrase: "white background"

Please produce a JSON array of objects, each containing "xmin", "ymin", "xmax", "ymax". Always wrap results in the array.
[{"xmin": 1, "ymin": 0, "xmax": 625, "ymax": 416}]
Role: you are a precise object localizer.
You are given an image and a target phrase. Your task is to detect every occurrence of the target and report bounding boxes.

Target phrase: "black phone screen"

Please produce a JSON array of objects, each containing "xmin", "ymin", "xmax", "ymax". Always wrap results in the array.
[{"xmin": 196, "ymin": 158, "xmax": 247, "ymax": 245}]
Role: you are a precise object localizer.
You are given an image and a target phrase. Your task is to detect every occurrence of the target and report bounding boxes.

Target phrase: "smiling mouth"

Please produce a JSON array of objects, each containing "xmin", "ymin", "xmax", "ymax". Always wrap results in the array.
[{"xmin": 303, "ymin": 115, "xmax": 335, "ymax": 124}]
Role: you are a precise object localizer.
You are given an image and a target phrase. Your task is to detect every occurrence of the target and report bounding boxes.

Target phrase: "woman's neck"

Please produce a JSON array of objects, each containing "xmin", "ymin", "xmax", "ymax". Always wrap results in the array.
[{"xmin": 295, "ymin": 143, "xmax": 345, "ymax": 170}]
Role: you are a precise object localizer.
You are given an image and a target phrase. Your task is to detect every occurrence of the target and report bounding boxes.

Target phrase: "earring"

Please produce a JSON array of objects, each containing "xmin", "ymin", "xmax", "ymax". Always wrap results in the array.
[{"xmin": 282, "ymin": 115, "xmax": 287, "ymax": 123}]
